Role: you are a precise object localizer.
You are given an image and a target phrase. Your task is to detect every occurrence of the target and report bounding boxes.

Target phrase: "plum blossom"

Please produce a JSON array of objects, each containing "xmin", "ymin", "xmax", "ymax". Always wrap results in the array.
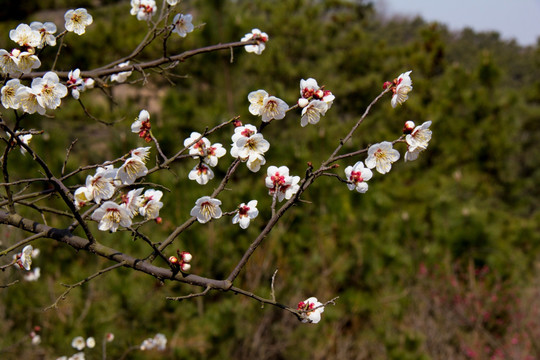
[
  {"xmin": 0, "ymin": 49, "xmax": 23, "ymax": 76},
  {"xmin": 110, "ymin": 61, "xmax": 132, "ymax": 83},
  {"xmin": 298, "ymin": 297, "xmax": 325, "ymax": 324},
  {"xmin": 91, "ymin": 201, "xmax": 132, "ymax": 232},
  {"xmin": 140, "ymin": 333, "xmax": 167, "ymax": 351},
  {"xmin": 344, "ymin": 161, "xmax": 372, "ymax": 193},
  {"xmin": 184, "ymin": 132, "xmax": 210, "ymax": 157},
  {"xmin": 391, "ymin": 70, "xmax": 413, "ymax": 108},
  {"xmin": 203, "ymin": 143, "xmax": 226, "ymax": 167},
  {"xmin": 66, "ymin": 69, "xmax": 94, "ymax": 99},
  {"xmin": 365, "ymin": 141, "xmax": 400, "ymax": 174},
  {"xmin": 65, "ymin": 8, "xmax": 93, "ymax": 35},
  {"xmin": 138, "ymin": 189, "xmax": 163, "ymax": 220},
  {"xmin": 74, "ymin": 187, "xmax": 92, "ymax": 209},
  {"xmin": 172, "ymin": 14, "xmax": 194, "ymax": 37},
  {"xmin": 131, "ymin": 109, "xmax": 152, "ymax": 141},
  {"xmin": 121, "ymin": 188, "xmax": 144, "ymax": 217},
  {"xmin": 231, "ymin": 131, "xmax": 270, "ymax": 172},
  {"xmin": 24, "ymin": 267, "xmax": 41, "ymax": 281},
  {"xmin": 116, "ymin": 156, "xmax": 148, "ymax": 185},
  {"xmin": 265, "ymin": 165, "xmax": 300, "ymax": 202},
  {"xmin": 85, "ymin": 166, "xmax": 117, "ymax": 204},
  {"xmin": 86, "ymin": 337, "xmax": 95, "ymax": 348},
  {"xmin": 30, "ymin": 21, "xmax": 57, "ymax": 48},
  {"xmin": 71, "ymin": 336, "xmax": 86, "ymax": 351},
  {"xmin": 191, "ymin": 196, "xmax": 222, "ymax": 224},
  {"xmin": 300, "ymin": 100, "xmax": 328, "ymax": 127},
  {"xmin": 260, "ymin": 96, "xmax": 288, "ymax": 122},
  {"xmin": 299, "ymin": 78, "xmax": 335, "ymax": 109},
  {"xmin": 131, "ymin": 146, "xmax": 152, "ymax": 162},
  {"xmin": 9, "ymin": 24, "xmax": 41, "ymax": 48},
  {"xmin": 167, "ymin": 0, "xmax": 178, "ymax": 5},
  {"xmin": 31, "ymin": 71, "xmax": 68, "ymax": 110},
  {"xmin": 188, "ymin": 163, "xmax": 214, "ymax": 185},
  {"xmin": 241, "ymin": 28, "xmax": 268, "ymax": 55},
  {"xmin": 15, "ymin": 86, "xmax": 45, "ymax": 115},
  {"xmin": 405, "ymin": 121, "xmax": 432, "ymax": 162},
  {"xmin": 15, "ymin": 245, "xmax": 34, "ymax": 270},
  {"xmin": 131, "ymin": 0, "xmax": 157, "ymax": 21},
  {"xmin": 247, "ymin": 89, "xmax": 268, "ymax": 116},
  {"xmin": 16, "ymin": 131, "xmax": 32, "ymax": 155},
  {"xmin": 17, "ymin": 50, "xmax": 42, "ymax": 74},
  {"xmin": 232, "ymin": 200, "xmax": 259, "ymax": 229}
]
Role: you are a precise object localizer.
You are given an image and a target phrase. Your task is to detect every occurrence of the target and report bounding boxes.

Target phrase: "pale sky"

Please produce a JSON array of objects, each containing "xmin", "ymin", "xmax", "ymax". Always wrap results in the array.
[{"xmin": 374, "ymin": 0, "xmax": 540, "ymax": 46}]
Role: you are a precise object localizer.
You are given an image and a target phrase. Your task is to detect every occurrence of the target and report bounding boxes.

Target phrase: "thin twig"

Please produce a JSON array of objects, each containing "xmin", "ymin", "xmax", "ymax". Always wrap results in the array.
[{"xmin": 166, "ymin": 286, "xmax": 211, "ymax": 301}]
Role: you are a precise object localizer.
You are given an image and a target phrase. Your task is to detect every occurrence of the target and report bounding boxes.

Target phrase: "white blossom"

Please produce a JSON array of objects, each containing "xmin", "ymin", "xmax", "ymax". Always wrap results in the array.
[
  {"xmin": 65, "ymin": 8, "xmax": 93, "ymax": 35},
  {"xmin": 391, "ymin": 70, "xmax": 413, "ymax": 108},
  {"xmin": 188, "ymin": 163, "xmax": 214, "ymax": 185},
  {"xmin": 91, "ymin": 201, "xmax": 132, "ymax": 232},
  {"xmin": 241, "ymin": 28, "xmax": 268, "ymax": 55},
  {"xmin": 71, "ymin": 336, "xmax": 86, "ymax": 351},
  {"xmin": 138, "ymin": 189, "xmax": 163, "ymax": 220},
  {"xmin": 344, "ymin": 161, "xmax": 372, "ymax": 193},
  {"xmin": 172, "ymin": 13, "xmax": 194, "ymax": 37},
  {"xmin": 117, "ymin": 157, "xmax": 148, "ymax": 185},
  {"xmin": 232, "ymin": 200, "xmax": 259, "ymax": 229},
  {"xmin": 110, "ymin": 61, "xmax": 132, "ymax": 83},
  {"xmin": 9, "ymin": 23, "xmax": 41, "ymax": 48},
  {"xmin": 365, "ymin": 141, "xmax": 400, "ymax": 174},
  {"xmin": 260, "ymin": 96, "xmax": 288, "ymax": 122},
  {"xmin": 298, "ymin": 297, "xmax": 325, "ymax": 324},
  {"xmin": 190, "ymin": 196, "xmax": 222, "ymax": 224},
  {"xmin": 247, "ymin": 89, "xmax": 268, "ymax": 116},
  {"xmin": 31, "ymin": 71, "xmax": 68, "ymax": 110},
  {"xmin": 30, "ymin": 21, "xmax": 57, "ymax": 48},
  {"xmin": 300, "ymin": 100, "xmax": 328, "ymax": 127}
]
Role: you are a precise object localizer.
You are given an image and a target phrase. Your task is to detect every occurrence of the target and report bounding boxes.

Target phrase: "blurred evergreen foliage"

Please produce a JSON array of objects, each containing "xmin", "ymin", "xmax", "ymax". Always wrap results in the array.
[{"xmin": 0, "ymin": 0, "xmax": 539, "ymax": 359}]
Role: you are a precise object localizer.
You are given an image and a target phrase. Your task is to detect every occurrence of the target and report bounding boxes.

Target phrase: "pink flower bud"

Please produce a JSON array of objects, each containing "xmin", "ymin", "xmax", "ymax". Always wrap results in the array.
[
  {"xmin": 297, "ymin": 98, "xmax": 309, "ymax": 108},
  {"xmin": 106, "ymin": 333, "xmax": 114, "ymax": 342},
  {"xmin": 155, "ymin": 217, "xmax": 162, "ymax": 224},
  {"xmin": 313, "ymin": 89, "xmax": 324, "ymax": 99},
  {"xmin": 169, "ymin": 256, "xmax": 179, "ymax": 264},
  {"xmin": 382, "ymin": 81, "xmax": 392, "ymax": 90},
  {"xmin": 403, "ymin": 120, "xmax": 415, "ymax": 134},
  {"xmin": 180, "ymin": 262, "xmax": 191, "ymax": 272}
]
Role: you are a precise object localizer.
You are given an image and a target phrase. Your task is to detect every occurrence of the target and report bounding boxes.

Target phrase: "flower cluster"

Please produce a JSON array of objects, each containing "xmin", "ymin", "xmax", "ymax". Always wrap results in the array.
[
  {"xmin": 140, "ymin": 333, "xmax": 167, "ymax": 351},
  {"xmin": 184, "ymin": 132, "xmax": 226, "ymax": 184},
  {"xmin": 71, "ymin": 146, "xmax": 162, "ymax": 232},
  {"xmin": 131, "ymin": 109, "xmax": 152, "ymax": 142},
  {"xmin": 66, "ymin": 69, "xmax": 94, "ymax": 100},
  {"xmin": 248, "ymin": 89, "xmax": 288, "ymax": 122},
  {"xmin": 241, "ymin": 28, "xmax": 269, "ymax": 55},
  {"xmin": 230, "ymin": 123, "xmax": 270, "ymax": 172},
  {"xmin": 265, "ymin": 166, "xmax": 300, "ymax": 202},
  {"xmin": 297, "ymin": 297, "xmax": 325, "ymax": 323},
  {"xmin": 130, "ymin": 0, "xmax": 157, "ymax": 21},
  {"xmin": 298, "ymin": 78, "xmax": 335, "ymax": 127},
  {"xmin": 71, "ymin": 336, "xmax": 95, "ymax": 351},
  {"xmin": 169, "ymin": 250, "xmax": 193, "ymax": 272}
]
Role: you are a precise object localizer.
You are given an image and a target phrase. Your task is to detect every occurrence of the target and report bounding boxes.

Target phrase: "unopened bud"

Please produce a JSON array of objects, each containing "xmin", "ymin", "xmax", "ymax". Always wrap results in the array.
[
  {"xmin": 181, "ymin": 251, "xmax": 192, "ymax": 263},
  {"xmin": 169, "ymin": 256, "xmax": 179, "ymax": 264},
  {"xmin": 33, "ymin": 326, "xmax": 41, "ymax": 332},
  {"xmin": 313, "ymin": 89, "xmax": 324, "ymax": 99},
  {"xmin": 382, "ymin": 81, "xmax": 392, "ymax": 90},
  {"xmin": 155, "ymin": 217, "xmax": 162, "ymax": 224},
  {"xmin": 233, "ymin": 119, "xmax": 243, "ymax": 127},
  {"xmin": 180, "ymin": 262, "xmax": 191, "ymax": 272},
  {"xmin": 106, "ymin": 333, "xmax": 115, "ymax": 342},
  {"xmin": 298, "ymin": 98, "xmax": 309, "ymax": 108},
  {"xmin": 403, "ymin": 120, "xmax": 415, "ymax": 134}
]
